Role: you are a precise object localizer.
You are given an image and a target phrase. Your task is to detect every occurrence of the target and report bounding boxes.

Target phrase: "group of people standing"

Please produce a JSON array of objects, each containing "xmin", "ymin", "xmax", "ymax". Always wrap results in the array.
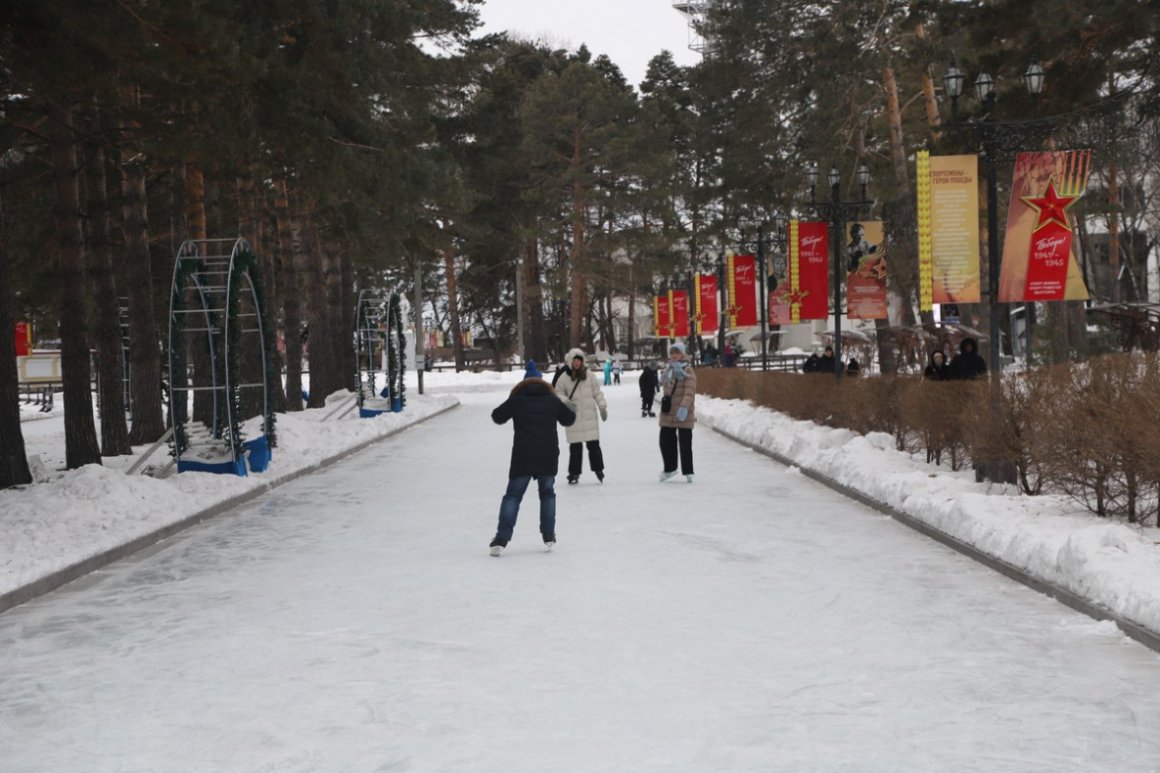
[
  {"xmin": 802, "ymin": 345, "xmax": 860, "ymax": 377},
  {"xmin": 924, "ymin": 337, "xmax": 987, "ymax": 381},
  {"xmin": 487, "ymin": 342, "xmax": 698, "ymax": 556}
]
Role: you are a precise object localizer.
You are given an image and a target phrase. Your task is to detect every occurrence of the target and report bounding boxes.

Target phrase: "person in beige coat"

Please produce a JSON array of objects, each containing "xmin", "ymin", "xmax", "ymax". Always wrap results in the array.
[
  {"xmin": 555, "ymin": 348, "xmax": 608, "ymax": 484},
  {"xmin": 658, "ymin": 341, "xmax": 697, "ymax": 482}
]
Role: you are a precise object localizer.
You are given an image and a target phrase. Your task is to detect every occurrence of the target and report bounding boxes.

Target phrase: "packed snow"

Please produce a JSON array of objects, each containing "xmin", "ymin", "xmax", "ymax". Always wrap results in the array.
[{"xmin": 2, "ymin": 374, "xmax": 1159, "ymax": 771}]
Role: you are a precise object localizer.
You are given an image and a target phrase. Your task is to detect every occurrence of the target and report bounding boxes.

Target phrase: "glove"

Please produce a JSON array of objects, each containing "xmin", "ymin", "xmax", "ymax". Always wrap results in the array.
[
  {"xmin": 600, "ymin": 408, "xmax": 608, "ymax": 421},
  {"xmin": 675, "ymin": 406, "xmax": 688, "ymax": 422}
]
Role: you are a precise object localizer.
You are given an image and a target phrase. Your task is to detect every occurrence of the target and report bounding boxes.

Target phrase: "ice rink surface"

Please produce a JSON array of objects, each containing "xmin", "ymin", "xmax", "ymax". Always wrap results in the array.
[{"xmin": 2, "ymin": 381, "xmax": 1159, "ymax": 772}]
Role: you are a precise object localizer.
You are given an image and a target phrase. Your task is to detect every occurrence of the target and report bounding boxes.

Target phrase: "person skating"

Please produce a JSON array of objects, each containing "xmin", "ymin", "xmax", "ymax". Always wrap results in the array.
[
  {"xmin": 555, "ymin": 347, "xmax": 609, "ymax": 484},
  {"xmin": 489, "ymin": 360, "xmax": 576, "ymax": 557},
  {"xmin": 603, "ymin": 356, "xmax": 613, "ymax": 386},
  {"xmin": 638, "ymin": 361, "xmax": 660, "ymax": 417},
  {"xmin": 658, "ymin": 342, "xmax": 697, "ymax": 483}
]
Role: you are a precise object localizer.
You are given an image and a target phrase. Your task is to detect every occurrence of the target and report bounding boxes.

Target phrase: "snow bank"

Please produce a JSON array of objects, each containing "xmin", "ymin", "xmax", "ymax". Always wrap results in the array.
[
  {"xmin": 697, "ymin": 396, "xmax": 1160, "ymax": 637},
  {"xmin": 0, "ymin": 393, "xmax": 457, "ymax": 600}
]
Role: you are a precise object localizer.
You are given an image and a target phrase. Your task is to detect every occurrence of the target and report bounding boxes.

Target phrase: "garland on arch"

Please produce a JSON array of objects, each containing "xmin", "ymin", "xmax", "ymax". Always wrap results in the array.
[
  {"xmin": 228, "ymin": 249, "xmax": 277, "ymax": 450},
  {"xmin": 387, "ymin": 292, "xmax": 406, "ymax": 408}
]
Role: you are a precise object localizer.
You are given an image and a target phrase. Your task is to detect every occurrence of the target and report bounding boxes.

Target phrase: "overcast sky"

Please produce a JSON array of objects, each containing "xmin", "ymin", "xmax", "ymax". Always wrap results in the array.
[{"xmin": 474, "ymin": 0, "xmax": 703, "ymax": 88}]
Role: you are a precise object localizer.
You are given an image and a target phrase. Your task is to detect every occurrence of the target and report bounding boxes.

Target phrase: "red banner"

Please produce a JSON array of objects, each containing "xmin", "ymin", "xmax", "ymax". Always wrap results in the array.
[
  {"xmin": 796, "ymin": 221, "xmax": 829, "ymax": 320},
  {"xmin": 14, "ymin": 322, "xmax": 31, "ymax": 356},
  {"xmin": 696, "ymin": 274, "xmax": 718, "ymax": 334},
  {"xmin": 655, "ymin": 295, "xmax": 671, "ymax": 338},
  {"xmin": 670, "ymin": 290, "xmax": 690, "ymax": 338},
  {"xmin": 999, "ymin": 150, "xmax": 1092, "ymax": 302},
  {"xmin": 728, "ymin": 254, "xmax": 758, "ymax": 327}
]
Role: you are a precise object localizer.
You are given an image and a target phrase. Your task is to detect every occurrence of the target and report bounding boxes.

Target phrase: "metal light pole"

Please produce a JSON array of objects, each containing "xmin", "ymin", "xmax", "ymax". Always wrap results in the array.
[
  {"xmin": 944, "ymin": 59, "xmax": 1047, "ymax": 373},
  {"xmin": 757, "ymin": 225, "xmax": 768, "ymax": 371},
  {"xmin": 807, "ymin": 161, "xmax": 873, "ymax": 380},
  {"xmin": 717, "ymin": 251, "xmax": 727, "ymax": 362}
]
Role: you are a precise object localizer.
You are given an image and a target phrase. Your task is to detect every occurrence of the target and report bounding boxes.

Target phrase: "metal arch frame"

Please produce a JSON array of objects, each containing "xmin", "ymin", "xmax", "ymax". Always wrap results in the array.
[
  {"xmin": 167, "ymin": 237, "xmax": 271, "ymax": 472},
  {"xmin": 355, "ymin": 290, "xmax": 390, "ymax": 410}
]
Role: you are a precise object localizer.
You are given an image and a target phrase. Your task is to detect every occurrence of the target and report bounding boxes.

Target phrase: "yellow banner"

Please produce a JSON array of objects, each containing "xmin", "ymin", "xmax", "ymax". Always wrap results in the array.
[
  {"xmin": 927, "ymin": 154, "xmax": 981, "ymax": 304},
  {"xmin": 917, "ymin": 151, "xmax": 933, "ymax": 312}
]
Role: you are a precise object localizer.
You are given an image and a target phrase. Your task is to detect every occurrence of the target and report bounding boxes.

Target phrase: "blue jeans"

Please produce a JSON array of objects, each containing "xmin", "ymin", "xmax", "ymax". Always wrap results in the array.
[{"xmin": 495, "ymin": 475, "xmax": 556, "ymax": 542}]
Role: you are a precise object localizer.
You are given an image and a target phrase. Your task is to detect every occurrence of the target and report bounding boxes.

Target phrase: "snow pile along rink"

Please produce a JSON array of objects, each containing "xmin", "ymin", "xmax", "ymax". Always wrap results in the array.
[
  {"xmin": 697, "ymin": 395, "xmax": 1160, "ymax": 639},
  {"xmin": 0, "ymin": 392, "xmax": 457, "ymax": 601}
]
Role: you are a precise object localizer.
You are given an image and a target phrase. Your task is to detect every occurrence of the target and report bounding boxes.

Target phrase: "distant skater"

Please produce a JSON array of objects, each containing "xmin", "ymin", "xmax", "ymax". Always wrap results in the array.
[
  {"xmin": 658, "ymin": 342, "xmax": 697, "ymax": 483},
  {"xmin": 555, "ymin": 348, "xmax": 609, "ymax": 484},
  {"xmin": 639, "ymin": 361, "xmax": 659, "ymax": 417}
]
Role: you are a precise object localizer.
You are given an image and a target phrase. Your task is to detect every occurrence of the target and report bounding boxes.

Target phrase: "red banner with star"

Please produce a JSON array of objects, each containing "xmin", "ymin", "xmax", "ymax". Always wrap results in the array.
[
  {"xmin": 655, "ymin": 294, "xmax": 671, "ymax": 338},
  {"xmin": 999, "ymin": 151, "xmax": 1092, "ymax": 302},
  {"xmin": 727, "ymin": 254, "xmax": 758, "ymax": 327},
  {"xmin": 695, "ymin": 274, "xmax": 718, "ymax": 335},
  {"xmin": 670, "ymin": 289, "xmax": 690, "ymax": 338},
  {"xmin": 796, "ymin": 221, "xmax": 829, "ymax": 320}
]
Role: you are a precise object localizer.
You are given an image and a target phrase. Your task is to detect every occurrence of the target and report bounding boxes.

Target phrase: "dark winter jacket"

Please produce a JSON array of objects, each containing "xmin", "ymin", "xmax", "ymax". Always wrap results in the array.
[
  {"xmin": 492, "ymin": 378, "xmax": 576, "ymax": 478},
  {"xmin": 816, "ymin": 353, "xmax": 836, "ymax": 375},
  {"xmin": 923, "ymin": 350, "xmax": 950, "ymax": 381},
  {"xmin": 638, "ymin": 364, "xmax": 660, "ymax": 396},
  {"xmin": 949, "ymin": 337, "xmax": 987, "ymax": 380},
  {"xmin": 801, "ymin": 354, "xmax": 819, "ymax": 373}
]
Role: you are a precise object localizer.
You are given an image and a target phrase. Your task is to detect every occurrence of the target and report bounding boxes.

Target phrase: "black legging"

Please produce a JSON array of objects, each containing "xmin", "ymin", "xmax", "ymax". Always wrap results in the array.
[
  {"xmin": 568, "ymin": 440, "xmax": 604, "ymax": 477},
  {"xmin": 659, "ymin": 427, "xmax": 694, "ymax": 475}
]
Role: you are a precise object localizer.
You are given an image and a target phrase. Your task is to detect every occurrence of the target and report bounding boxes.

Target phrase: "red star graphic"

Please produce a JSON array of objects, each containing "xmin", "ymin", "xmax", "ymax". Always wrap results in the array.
[
  {"xmin": 1022, "ymin": 179, "xmax": 1077, "ymax": 232},
  {"xmin": 785, "ymin": 288, "xmax": 811, "ymax": 306}
]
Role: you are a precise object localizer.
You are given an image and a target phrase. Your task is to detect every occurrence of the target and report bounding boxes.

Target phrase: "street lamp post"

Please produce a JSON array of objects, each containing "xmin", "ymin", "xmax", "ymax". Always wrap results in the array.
[
  {"xmin": 943, "ymin": 59, "xmax": 1046, "ymax": 371},
  {"xmin": 807, "ymin": 161, "xmax": 873, "ymax": 379},
  {"xmin": 942, "ymin": 58, "xmax": 1045, "ymax": 483},
  {"xmin": 738, "ymin": 224, "xmax": 778, "ymax": 371}
]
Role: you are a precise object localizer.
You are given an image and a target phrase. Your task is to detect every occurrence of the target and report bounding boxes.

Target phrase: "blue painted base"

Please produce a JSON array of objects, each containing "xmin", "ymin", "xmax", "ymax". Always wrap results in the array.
[
  {"xmin": 244, "ymin": 435, "xmax": 272, "ymax": 473},
  {"xmin": 392, "ymin": 398, "xmax": 403, "ymax": 412},
  {"xmin": 178, "ymin": 457, "xmax": 248, "ymax": 477},
  {"xmin": 359, "ymin": 407, "xmax": 387, "ymax": 419}
]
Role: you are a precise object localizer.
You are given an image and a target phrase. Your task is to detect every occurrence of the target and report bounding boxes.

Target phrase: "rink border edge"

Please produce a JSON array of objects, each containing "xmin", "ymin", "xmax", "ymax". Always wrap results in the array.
[
  {"xmin": 0, "ymin": 401, "xmax": 460, "ymax": 617},
  {"xmin": 707, "ymin": 422, "xmax": 1160, "ymax": 655}
]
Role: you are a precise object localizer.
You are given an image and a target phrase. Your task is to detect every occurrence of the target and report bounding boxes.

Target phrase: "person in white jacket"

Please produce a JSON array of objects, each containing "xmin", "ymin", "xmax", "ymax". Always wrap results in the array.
[{"xmin": 554, "ymin": 347, "xmax": 608, "ymax": 484}]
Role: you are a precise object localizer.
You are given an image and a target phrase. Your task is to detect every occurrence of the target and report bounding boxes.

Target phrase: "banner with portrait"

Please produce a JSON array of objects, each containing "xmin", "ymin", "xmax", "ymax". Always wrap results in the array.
[
  {"xmin": 845, "ymin": 220, "xmax": 888, "ymax": 319},
  {"xmin": 695, "ymin": 274, "xmax": 719, "ymax": 335},
  {"xmin": 998, "ymin": 150, "xmax": 1092, "ymax": 302},
  {"xmin": 917, "ymin": 152, "xmax": 981, "ymax": 308},
  {"xmin": 727, "ymin": 254, "xmax": 758, "ymax": 327}
]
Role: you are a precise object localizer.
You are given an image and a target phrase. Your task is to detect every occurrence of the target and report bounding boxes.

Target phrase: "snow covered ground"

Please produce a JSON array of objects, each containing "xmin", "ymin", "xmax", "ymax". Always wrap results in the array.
[{"xmin": 1, "ymin": 373, "xmax": 1159, "ymax": 771}]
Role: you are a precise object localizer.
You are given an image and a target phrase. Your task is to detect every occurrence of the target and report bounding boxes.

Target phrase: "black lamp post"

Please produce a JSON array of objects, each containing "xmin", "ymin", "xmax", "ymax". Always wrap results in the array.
[
  {"xmin": 807, "ymin": 160, "xmax": 873, "ymax": 379},
  {"xmin": 942, "ymin": 57, "xmax": 1046, "ymax": 484},
  {"xmin": 738, "ymin": 222, "xmax": 781, "ymax": 372},
  {"xmin": 943, "ymin": 58, "xmax": 1047, "ymax": 372}
]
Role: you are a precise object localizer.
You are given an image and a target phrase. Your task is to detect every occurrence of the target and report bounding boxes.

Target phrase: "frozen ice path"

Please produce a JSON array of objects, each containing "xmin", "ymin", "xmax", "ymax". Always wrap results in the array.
[{"xmin": 2, "ymin": 381, "xmax": 1159, "ymax": 772}]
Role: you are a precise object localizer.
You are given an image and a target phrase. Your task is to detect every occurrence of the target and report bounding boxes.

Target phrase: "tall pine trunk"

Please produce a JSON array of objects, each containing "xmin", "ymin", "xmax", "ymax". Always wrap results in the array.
[
  {"xmin": 444, "ymin": 248, "xmax": 465, "ymax": 370},
  {"xmin": 118, "ymin": 109, "xmax": 165, "ymax": 444},
  {"xmin": 0, "ymin": 195, "xmax": 32, "ymax": 487},
  {"xmin": 47, "ymin": 97, "xmax": 101, "ymax": 468},
  {"xmin": 522, "ymin": 230, "xmax": 547, "ymax": 363},
  {"xmin": 255, "ymin": 182, "xmax": 288, "ymax": 411},
  {"xmin": 303, "ymin": 215, "xmax": 333, "ymax": 408},
  {"xmin": 339, "ymin": 248, "xmax": 356, "ymax": 390},
  {"xmin": 183, "ymin": 162, "xmax": 215, "ymax": 427},
  {"xmin": 83, "ymin": 99, "xmax": 132, "ymax": 455},
  {"xmin": 321, "ymin": 223, "xmax": 345, "ymax": 396},
  {"xmin": 568, "ymin": 130, "xmax": 587, "ymax": 348},
  {"xmin": 274, "ymin": 177, "xmax": 303, "ymax": 410}
]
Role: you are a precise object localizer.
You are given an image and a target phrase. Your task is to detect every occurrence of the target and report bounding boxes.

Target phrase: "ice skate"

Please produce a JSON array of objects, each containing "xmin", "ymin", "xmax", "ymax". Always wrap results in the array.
[
  {"xmin": 686, "ymin": 474, "xmax": 695, "ymax": 483},
  {"xmin": 543, "ymin": 533, "xmax": 555, "ymax": 551},
  {"xmin": 489, "ymin": 538, "xmax": 507, "ymax": 557},
  {"xmin": 659, "ymin": 470, "xmax": 678, "ymax": 482}
]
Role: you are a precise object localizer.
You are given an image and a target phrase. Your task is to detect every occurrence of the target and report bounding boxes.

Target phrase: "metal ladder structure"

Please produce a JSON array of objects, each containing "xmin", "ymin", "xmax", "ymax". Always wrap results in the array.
[
  {"xmin": 354, "ymin": 290, "xmax": 406, "ymax": 417},
  {"xmin": 166, "ymin": 238, "xmax": 273, "ymax": 475}
]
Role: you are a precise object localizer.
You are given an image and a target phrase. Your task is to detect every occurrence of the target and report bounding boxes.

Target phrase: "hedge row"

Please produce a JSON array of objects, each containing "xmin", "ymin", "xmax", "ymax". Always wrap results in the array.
[{"xmin": 698, "ymin": 355, "xmax": 1160, "ymax": 526}]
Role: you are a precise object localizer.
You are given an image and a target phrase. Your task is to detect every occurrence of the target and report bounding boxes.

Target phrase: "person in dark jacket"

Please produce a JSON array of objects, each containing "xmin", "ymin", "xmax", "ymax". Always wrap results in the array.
[
  {"xmin": 846, "ymin": 357, "xmax": 860, "ymax": 376},
  {"xmin": 638, "ymin": 362, "xmax": 660, "ymax": 417},
  {"xmin": 801, "ymin": 352, "xmax": 819, "ymax": 373},
  {"xmin": 816, "ymin": 345, "xmax": 836, "ymax": 375},
  {"xmin": 489, "ymin": 360, "xmax": 576, "ymax": 556},
  {"xmin": 923, "ymin": 350, "xmax": 950, "ymax": 381},
  {"xmin": 949, "ymin": 337, "xmax": 987, "ymax": 380}
]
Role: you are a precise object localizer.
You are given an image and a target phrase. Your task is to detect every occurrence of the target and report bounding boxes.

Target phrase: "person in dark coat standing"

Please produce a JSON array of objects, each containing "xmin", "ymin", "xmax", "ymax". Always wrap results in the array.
[
  {"xmin": 816, "ymin": 345, "xmax": 836, "ymax": 375},
  {"xmin": 489, "ymin": 360, "xmax": 576, "ymax": 557},
  {"xmin": 638, "ymin": 362, "xmax": 660, "ymax": 417},
  {"xmin": 924, "ymin": 350, "xmax": 950, "ymax": 381},
  {"xmin": 949, "ymin": 337, "xmax": 987, "ymax": 380}
]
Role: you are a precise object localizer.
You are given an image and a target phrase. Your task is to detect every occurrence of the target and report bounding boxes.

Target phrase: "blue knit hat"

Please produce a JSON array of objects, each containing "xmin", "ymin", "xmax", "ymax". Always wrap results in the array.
[
  {"xmin": 669, "ymin": 341, "xmax": 687, "ymax": 355},
  {"xmin": 524, "ymin": 360, "xmax": 543, "ymax": 379}
]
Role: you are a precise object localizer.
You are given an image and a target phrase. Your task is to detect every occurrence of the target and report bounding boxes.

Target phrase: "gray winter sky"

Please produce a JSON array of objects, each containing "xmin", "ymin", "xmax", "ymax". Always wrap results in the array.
[{"xmin": 475, "ymin": 0, "xmax": 703, "ymax": 88}]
